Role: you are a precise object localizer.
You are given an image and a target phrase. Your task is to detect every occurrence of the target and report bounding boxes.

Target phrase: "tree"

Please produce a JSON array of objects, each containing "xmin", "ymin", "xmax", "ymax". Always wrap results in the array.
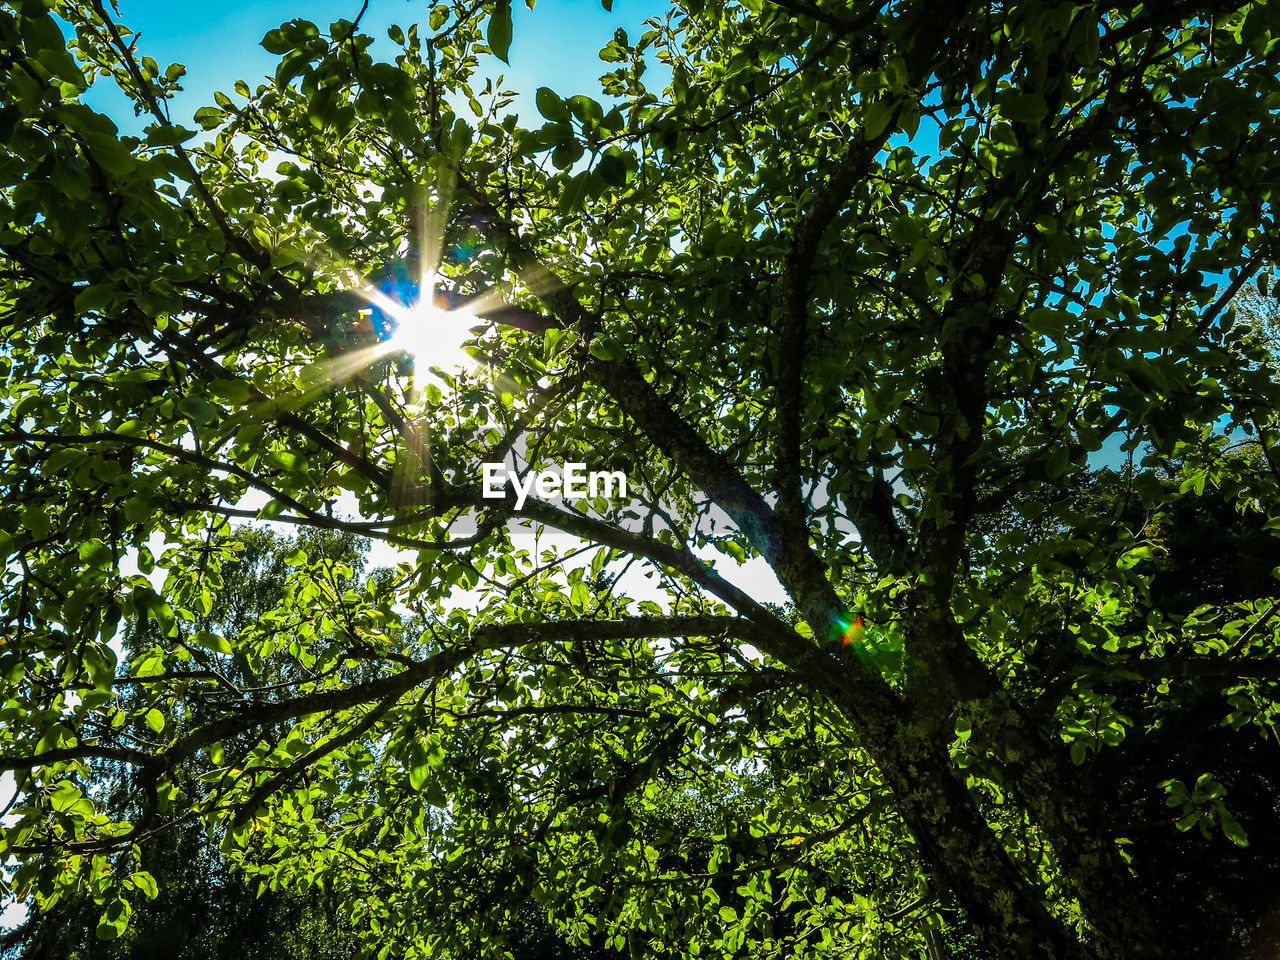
[
  {"xmin": 1231, "ymin": 276, "xmax": 1280, "ymax": 365},
  {"xmin": 2, "ymin": 527, "xmax": 369, "ymax": 959},
  {"xmin": 3, "ymin": 1, "xmax": 1280, "ymax": 958}
]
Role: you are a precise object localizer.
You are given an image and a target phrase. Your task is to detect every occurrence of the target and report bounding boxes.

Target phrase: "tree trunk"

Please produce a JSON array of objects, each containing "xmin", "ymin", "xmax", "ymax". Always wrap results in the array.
[
  {"xmin": 903, "ymin": 604, "xmax": 1169, "ymax": 959},
  {"xmin": 760, "ymin": 613, "xmax": 1092, "ymax": 959}
]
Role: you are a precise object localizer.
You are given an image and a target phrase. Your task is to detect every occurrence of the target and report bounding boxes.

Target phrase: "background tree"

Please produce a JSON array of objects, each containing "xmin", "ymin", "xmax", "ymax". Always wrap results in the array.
[
  {"xmin": 2, "ymin": 528, "xmax": 369, "ymax": 959},
  {"xmin": 3, "ymin": 1, "xmax": 1280, "ymax": 959},
  {"xmin": 1231, "ymin": 276, "xmax": 1280, "ymax": 365},
  {"xmin": 1, "ymin": 526, "xmax": 624, "ymax": 959}
]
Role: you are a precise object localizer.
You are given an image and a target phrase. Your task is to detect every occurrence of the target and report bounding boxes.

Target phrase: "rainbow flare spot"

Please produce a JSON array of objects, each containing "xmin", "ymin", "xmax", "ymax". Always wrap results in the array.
[{"xmin": 833, "ymin": 614, "xmax": 866, "ymax": 646}]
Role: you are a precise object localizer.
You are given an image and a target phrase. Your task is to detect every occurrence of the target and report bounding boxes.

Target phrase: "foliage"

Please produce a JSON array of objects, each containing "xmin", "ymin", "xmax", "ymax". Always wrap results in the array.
[
  {"xmin": 3, "ymin": 1, "xmax": 1280, "ymax": 959},
  {"xmin": 3, "ymin": 827, "xmax": 362, "ymax": 960},
  {"xmin": 1, "ymin": 528, "xmax": 368, "ymax": 959},
  {"xmin": 1231, "ymin": 276, "xmax": 1280, "ymax": 364}
]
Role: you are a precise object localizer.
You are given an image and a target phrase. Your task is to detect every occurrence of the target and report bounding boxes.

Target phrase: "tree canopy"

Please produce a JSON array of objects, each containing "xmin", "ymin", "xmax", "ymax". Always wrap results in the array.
[
  {"xmin": 2, "ymin": 527, "xmax": 370, "ymax": 960},
  {"xmin": 3, "ymin": 1, "xmax": 1280, "ymax": 958}
]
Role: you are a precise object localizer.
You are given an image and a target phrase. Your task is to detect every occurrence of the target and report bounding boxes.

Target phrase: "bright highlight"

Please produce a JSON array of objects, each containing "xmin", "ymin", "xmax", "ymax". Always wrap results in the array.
[
  {"xmin": 357, "ymin": 273, "xmax": 482, "ymax": 378},
  {"xmin": 387, "ymin": 299, "xmax": 480, "ymax": 373}
]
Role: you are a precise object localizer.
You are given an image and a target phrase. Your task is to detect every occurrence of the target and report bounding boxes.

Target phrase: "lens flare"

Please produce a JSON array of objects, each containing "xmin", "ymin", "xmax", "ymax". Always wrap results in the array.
[
  {"xmin": 835, "ymin": 614, "xmax": 866, "ymax": 646},
  {"xmin": 326, "ymin": 184, "xmax": 510, "ymax": 389},
  {"xmin": 386, "ymin": 298, "xmax": 480, "ymax": 373},
  {"xmin": 358, "ymin": 272, "xmax": 482, "ymax": 378}
]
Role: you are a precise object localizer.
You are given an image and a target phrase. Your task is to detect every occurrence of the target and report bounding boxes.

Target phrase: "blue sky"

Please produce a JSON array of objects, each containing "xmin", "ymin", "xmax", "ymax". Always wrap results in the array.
[{"xmin": 82, "ymin": 0, "xmax": 670, "ymax": 134}]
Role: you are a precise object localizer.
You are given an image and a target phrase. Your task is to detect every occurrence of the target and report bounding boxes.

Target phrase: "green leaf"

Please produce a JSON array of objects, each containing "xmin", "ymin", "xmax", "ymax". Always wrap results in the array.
[
  {"xmin": 716, "ymin": 540, "xmax": 746, "ymax": 563},
  {"xmin": 50, "ymin": 782, "xmax": 93, "ymax": 817},
  {"xmin": 487, "ymin": 0, "xmax": 513, "ymax": 64},
  {"xmin": 536, "ymin": 87, "xmax": 568, "ymax": 123},
  {"xmin": 144, "ymin": 708, "xmax": 166, "ymax": 734},
  {"xmin": 96, "ymin": 898, "xmax": 132, "ymax": 941},
  {"xmin": 74, "ymin": 283, "xmax": 117, "ymax": 313},
  {"xmin": 265, "ymin": 450, "xmax": 301, "ymax": 472},
  {"xmin": 567, "ymin": 96, "xmax": 602, "ymax": 123},
  {"xmin": 597, "ymin": 148, "xmax": 627, "ymax": 186},
  {"xmin": 409, "ymin": 750, "xmax": 431, "ymax": 791},
  {"xmin": 863, "ymin": 99, "xmax": 896, "ymax": 140},
  {"xmin": 79, "ymin": 539, "xmax": 112, "ymax": 567},
  {"xmin": 193, "ymin": 106, "xmax": 224, "ymax": 131},
  {"xmin": 275, "ymin": 50, "xmax": 312, "ymax": 89},
  {"xmin": 1046, "ymin": 446, "xmax": 1069, "ymax": 479},
  {"xmin": 588, "ymin": 337, "xmax": 621, "ymax": 362},
  {"xmin": 129, "ymin": 871, "xmax": 160, "ymax": 899},
  {"xmin": 84, "ymin": 643, "xmax": 118, "ymax": 689},
  {"xmin": 23, "ymin": 11, "xmax": 86, "ymax": 90},
  {"xmin": 557, "ymin": 170, "xmax": 591, "ymax": 214},
  {"xmin": 427, "ymin": 742, "xmax": 446, "ymax": 768},
  {"xmin": 1219, "ymin": 808, "xmax": 1249, "ymax": 847},
  {"xmin": 179, "ymin": 395, "xmax": 218, "ymax": 425},
  {"xmin": 209, "ymin": 378, "xmax": 252, "ymax": 404},
  {"xmin": 261, "ymin": 28, "xmax": 290, "ymax": 54},
  {"xmin": 144, "ymin": 124, "xmax": 198, "ymax": 147},
  {"xmin": 1001, "ymin": 92, "xmax": 1049, "ymax": 125},
  {"xmin": 193, "ymin": 631, "xmax": 233, "ymax": 655},
  {"xmin": 552, "ymin": 137, "xmax": 584, "ymax": 170}
]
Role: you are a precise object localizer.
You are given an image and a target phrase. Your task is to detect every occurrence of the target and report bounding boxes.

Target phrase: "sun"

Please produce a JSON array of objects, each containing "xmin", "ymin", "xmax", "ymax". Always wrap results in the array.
[{"xmin": 385, "ymin": 298, "xmax": 481, "ymax": 374}]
